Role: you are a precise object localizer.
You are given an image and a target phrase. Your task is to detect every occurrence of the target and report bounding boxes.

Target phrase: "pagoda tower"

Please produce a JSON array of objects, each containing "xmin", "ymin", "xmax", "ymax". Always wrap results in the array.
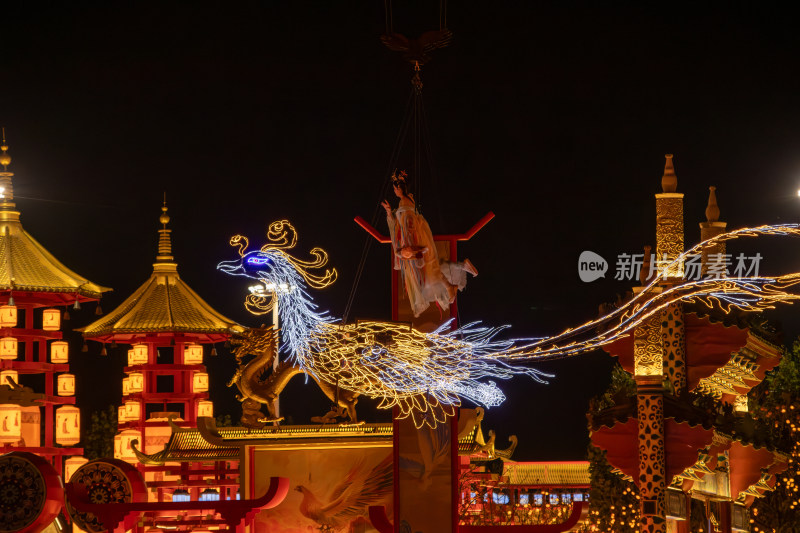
[
  {"xmin": 79, "ymin": 202, "xmax": 242, "ymax": 495},
  {"xmin": 0, "ymin": 137, "xmax": 110, "ymax": 477}
]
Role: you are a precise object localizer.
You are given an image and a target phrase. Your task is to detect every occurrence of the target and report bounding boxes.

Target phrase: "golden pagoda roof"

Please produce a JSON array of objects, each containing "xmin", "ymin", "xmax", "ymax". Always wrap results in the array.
[
  {"xmin": 79, "ymin": 203, "xmax": 242, "ymax": 339},
  {"xmin": 501, "ymin": 462, "xmax": 590, "ymax": 487},
  {"xmin": 132, "ymin": 422, "xmax": 240, "ymax": 465},
  {"xmin": 0, "ymin": 140, "xmax": 110, "ymax": 300}
]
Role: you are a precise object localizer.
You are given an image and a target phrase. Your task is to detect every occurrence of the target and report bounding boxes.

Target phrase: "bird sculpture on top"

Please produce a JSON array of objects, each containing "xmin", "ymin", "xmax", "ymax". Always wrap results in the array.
[{"xmin": 219, "ymin": 219, "xmax": 800, "ymax": 428}]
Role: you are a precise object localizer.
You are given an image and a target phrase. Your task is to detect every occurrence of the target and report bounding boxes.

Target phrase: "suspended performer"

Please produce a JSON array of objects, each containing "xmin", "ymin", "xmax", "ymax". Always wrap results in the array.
[{"xmin": 381, "ymin": 170, "xmax": 477, "ymax": 317}]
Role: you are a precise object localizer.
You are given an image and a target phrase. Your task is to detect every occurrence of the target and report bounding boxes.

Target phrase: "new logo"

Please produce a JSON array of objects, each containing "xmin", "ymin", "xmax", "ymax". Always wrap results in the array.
[{"xmin": 578, "ymin": 251, "xmax": 608, "ymax": 282}]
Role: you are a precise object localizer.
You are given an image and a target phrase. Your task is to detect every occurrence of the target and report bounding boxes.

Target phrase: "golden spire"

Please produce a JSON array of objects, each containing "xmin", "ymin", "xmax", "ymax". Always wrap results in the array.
[
  {"xmin": 0, "ymin": 128, "xmax": 15, "ymax": 209},
  {"xmin": 0, "ymin": 129, "xmax": 11, "ymax": 170},
  {"xmin": 705, "ymin": 186, "xmax": 720, "ymax": 222},
  {"xmin": 156, "ymin": 194, "xmax": 174, "ymax": 263},
  {"xmin": 661, "ymin": 154, "xmax": 677, "ymax": 193}
]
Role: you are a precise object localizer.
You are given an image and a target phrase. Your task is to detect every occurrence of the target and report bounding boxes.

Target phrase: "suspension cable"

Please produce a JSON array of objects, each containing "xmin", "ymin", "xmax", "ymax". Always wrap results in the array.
[{"xmin": 342, "ymin": 89, "xmax": 415, "ymax": 323}]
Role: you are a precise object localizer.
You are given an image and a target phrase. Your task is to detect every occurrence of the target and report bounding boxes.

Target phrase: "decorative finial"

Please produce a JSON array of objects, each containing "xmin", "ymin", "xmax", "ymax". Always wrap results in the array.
[
  {"xmin": 160, "ymin": 193, "xmax": 170, "ymax": 227},
  {"xmin": 705, "ymin": 186, "xmax": 720, "ymax": 222},
  {"xmin": 661, "ymin": 154, "xmax": 677, "ymax": 193},
  {"xmin": 0, "ymin": 128, "xmax": 11, "ymax": 170},
  {"xmin": 156, "ymin": 196, "xmax": 173, "ymax": 262}
]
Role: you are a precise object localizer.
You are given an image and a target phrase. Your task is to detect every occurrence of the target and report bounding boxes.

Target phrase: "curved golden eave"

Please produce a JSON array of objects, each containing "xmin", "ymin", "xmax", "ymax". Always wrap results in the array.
[
  {"xmin": 79, "ymin": 262, "xmax": 242, "ymax": 337},
  {"xmin": 0, "ymin": 214, "xmax": 111, "ymax": 298}
]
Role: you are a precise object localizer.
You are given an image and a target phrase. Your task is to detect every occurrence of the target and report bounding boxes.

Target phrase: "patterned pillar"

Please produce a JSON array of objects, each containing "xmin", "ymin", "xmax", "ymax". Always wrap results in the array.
[
  {"xmin": 635, "ymin": 300, "xmax": 667, "ymax": 532},
  {"xmin": 662, "ymin": 302, "xmax": 686, "ymax": 395},
  {"xmin": 655, "ymin": 155, "xmax": 684, "ymax": 281}
]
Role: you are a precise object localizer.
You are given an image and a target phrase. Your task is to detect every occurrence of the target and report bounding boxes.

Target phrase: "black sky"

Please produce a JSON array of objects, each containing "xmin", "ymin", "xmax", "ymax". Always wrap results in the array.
[{"xmin": 5, "ymin": 2, "xmax": 800, "ymax": 460}]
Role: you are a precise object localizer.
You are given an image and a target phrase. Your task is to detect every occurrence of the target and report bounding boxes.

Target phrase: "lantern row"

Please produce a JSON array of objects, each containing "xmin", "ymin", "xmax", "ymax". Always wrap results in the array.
[
  {"xmin": 119, "ymin": 343, "xmax": 213, "ymax": 425},
  {"xmin": 0, "ymin": 305, "xmax": 80, "ymax": 447}
]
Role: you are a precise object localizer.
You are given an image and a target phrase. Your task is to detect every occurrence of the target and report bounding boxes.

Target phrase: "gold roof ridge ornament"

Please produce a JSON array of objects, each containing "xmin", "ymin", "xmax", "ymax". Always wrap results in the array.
[
  {"xmin": 706, "ymin": 186, "xmax": 720, "ymax": 223},
  {"xmin": 80, "ymin": 201, "xmax": 242, "ymax": 340},
  {"xmin": 0, "ymin": 131, "xmax": 110, "ymax": 299},
  {"xmin": 661, "ymin": 153, "xmax": 677, "ymax": 193}
]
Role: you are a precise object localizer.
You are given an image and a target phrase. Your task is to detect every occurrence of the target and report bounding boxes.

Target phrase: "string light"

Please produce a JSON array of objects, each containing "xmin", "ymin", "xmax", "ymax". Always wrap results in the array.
[{"xmin": 498, "ymin": 224, "xmax": 800, "ymax": 362}]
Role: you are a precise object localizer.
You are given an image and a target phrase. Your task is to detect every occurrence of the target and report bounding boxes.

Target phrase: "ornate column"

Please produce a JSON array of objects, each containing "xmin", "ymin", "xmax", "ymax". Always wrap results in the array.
[
  {"xmin": 656, "ymin": 154, "xmax": 684, "ymax": 280},
  {"xmin": 634, "ymin": 154, "xmax": 687, "ymax": 533},
  {"xmin": 661, "ymin": 302, "xmax": 686, "ymax": 395},
  {"xmin": 634, "ymin": 314, "xmax": 667, "ymax": 533}
]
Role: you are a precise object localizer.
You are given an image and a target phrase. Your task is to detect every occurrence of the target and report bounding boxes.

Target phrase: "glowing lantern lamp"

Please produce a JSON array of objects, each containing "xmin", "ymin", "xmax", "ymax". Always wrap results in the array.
[
  {"xmin": 129, "ymin": 344, "xmax": 148, "ymax": 365},
  {"xmin": 128, "ymin": 372, "xmax": 144, "ymax": 393},
  {"xmin": 57, "ymin": 373, "xmax": 76, "ymax": 396},
  {"xmin": 125, "ymin": 401, "xmax": 141, "ymax": 421},
  {"xmin": 172, "ymin": 489, "xmax": 191, "ymax": 502},
  {"xmin": 122, "ymin": 377, "xmax": 130, "ymax": 396},
  {"xmin": 0, "ymin": 404, "xmax": 22, "ymax": 443},
  {"xmin": 64, "ymin": 456, "xmax": 89, "ymax": 481},
  {"xmin": 192, "ymin": 372, "xmax": 209, "ymax": 393},
  {"xmin": 197, "ymin": 400, "xmax": 214, "ymax": 418},
  {"xmin": 55, "ymin": 405, "xmax": 81, "ymax": 446},
  {"xmin": 0, "ymin": 369, "xmax": 18, "ymax": 387},
  {"xmin": 0, "ymin": 337, "xmax": 18, "ymax": 360},
  {"xmin": 42, "ymin": 308, "xmax": 61, "ymax": 331},
  {"xmin": 0, "ymin": 305, "xmax": 17, "ymax": 327},
  {"xmin": 114, "ymin": 429, "xmax": 141, "ymax": 462},
  {"xmin": 184, "ymin": 343, "xmax": 203, "ymax": 364},
  {"xmin": 50, "ymin": 341, "xmax": 69, "ymax": 364},
  {"xmin": 118, "ymin": 405, "xmax": 127, "ymax": 423}
]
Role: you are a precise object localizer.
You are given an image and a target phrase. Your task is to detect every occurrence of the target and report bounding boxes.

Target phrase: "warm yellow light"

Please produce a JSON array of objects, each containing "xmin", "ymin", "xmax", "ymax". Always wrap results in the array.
[
  {"xmin": 0, "ymin": 305, "xmax": 17, "ymax": 327},
  {"xmin": 129, "ymin": 344, "xmax": 148, "ymax": 365},
  {"xmin": 0, "ymin": 369, "xmax": 18, "ymax": 387},
  {"xmin": 55, "ymin": 405, "xmax": 80, "ymax": 446},
  {"xmin": 57, "ymin": 373, "xmax": 76, "ymax": 396},
  {"xmin": 125, "ymin": 400, "xmax": 141, "ymax": 421},
  {"xmin": 0, "ymin": 337, "xmax": 17, "ymax": 360},
  {"xmin": 118, "ymin": 405, "xmax": 127, "ymax": 423},
  {"xmin": 122, "ymin": 377, "xmax": 130, "ymax": 396},
  {"xmin": 114, "ymin": 429, "xmax": 141, "ymax": 462},
  {"xmin": 192, "ymin": 372, "xmax": 209, "ymax": 393},
  {"xmin": 50, "ymin": 340, "xmax": 69, "ymax": 364},
  {"xmin": 42, "ymin": 308, "xmax": 61, "ymax": 331},
  {"xmin": 128, "ymin": 372, "xmax": 143, "ymax": 393},
  {"xmin": 734, "ymin": 395, "xmax": 749, "ymax": 413},
  {"xmin": 197, "ymin": 400, "xmax": 213, "ymax": 418},
  {"xmin": 0, "ymin": 404, "xmax": 21, "ymax": 443},
  {"xmin": 184, "ymin": 343, "xmax": 203, "ymax": 364},
  {"xmin": 64, "ymin": 456, "xmax": 89, "ymax": 482}
]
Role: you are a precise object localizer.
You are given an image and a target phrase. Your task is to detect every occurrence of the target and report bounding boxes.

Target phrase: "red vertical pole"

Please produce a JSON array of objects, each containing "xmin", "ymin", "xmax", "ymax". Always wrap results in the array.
[
  {"xmin": 391, "ymin": 256, "xmax": 399, "ymax": 322},
  {"xmin": 392, "ymin": 405, "xmax": 400, "ymax": 533},
  {"xmin": 451, "ymin": 411, "xmax": 459, "ymax": 532},
  {"xmin": 25, "ymin": 306, "xmax": 33, "ymax": 361},
  {"xmin": 449, "ymin": 239, "xmax": 458, "ymax": 330}
]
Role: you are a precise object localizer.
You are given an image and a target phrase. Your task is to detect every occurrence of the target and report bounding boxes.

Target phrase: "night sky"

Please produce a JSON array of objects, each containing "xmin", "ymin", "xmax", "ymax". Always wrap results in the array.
[{"xmin": 5, "ymin": 3, "xmax": 800, "ymax": 460}]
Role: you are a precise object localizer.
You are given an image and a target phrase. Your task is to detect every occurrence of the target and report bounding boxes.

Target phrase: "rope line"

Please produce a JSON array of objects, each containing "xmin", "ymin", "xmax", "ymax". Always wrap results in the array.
[{"xmin": 342, "ymin": 89, "xmax": 415, "ymax": 323}]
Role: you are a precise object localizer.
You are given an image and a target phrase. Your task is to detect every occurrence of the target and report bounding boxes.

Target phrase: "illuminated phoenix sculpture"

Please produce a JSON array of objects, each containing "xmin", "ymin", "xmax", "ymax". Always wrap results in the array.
[{"xmin": 219, "ymin": 220, "xmax": 800, "ymax": 428}]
